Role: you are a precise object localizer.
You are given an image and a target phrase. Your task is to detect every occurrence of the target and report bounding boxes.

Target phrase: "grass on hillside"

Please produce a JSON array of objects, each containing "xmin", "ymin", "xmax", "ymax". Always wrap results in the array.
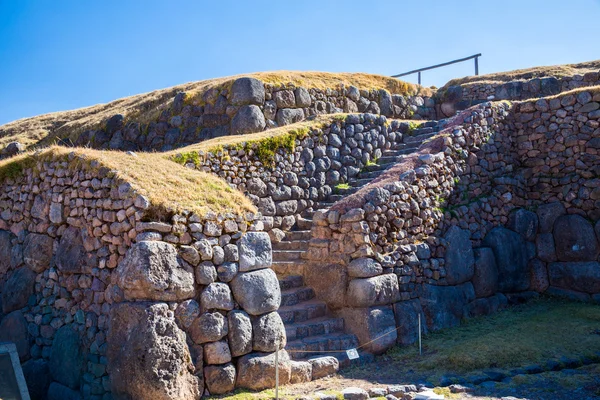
[
  {"xmin": 0, "ymin": 146, "xmax": 256, "ymax": 216},
  {"xmin": 0, "ymin": 71, "xmax": 428, "ymax": 150}
]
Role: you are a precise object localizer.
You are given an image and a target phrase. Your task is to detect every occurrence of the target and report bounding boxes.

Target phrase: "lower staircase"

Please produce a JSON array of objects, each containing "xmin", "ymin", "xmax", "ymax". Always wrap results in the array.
[{"xmin": 272, "ymin": 122, "xmax": 442, "ymax": 366}]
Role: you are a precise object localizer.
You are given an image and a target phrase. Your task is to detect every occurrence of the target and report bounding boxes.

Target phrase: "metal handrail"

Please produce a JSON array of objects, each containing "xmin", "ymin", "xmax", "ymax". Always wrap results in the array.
[{"xmin": 392, "ymin": 53, "xmax": 482, "ymax": 85}]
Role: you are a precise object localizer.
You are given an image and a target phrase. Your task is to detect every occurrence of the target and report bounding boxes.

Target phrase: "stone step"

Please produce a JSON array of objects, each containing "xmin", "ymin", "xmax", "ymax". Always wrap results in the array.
[
  {"xmin": 404, "ymin": 131, "xmax": 437, "ymax": 144},
  {"xmin": 278, "ymin": 299, "xmax": 328, "ymax": 324},
  {"xmin": 281, "ymin": 286, "xmax": 315, "ymax": 307},
  {"xmin": 278, "ymin": 275, "xmax": 304, "ymax": 291},
  {"xmin": 272, "ymin": 250, "xmax": 304, "ymax": 262},
  {"xmin": 272, "ymin": 261, "xmax": 304, "ymax": 277},
  {"xmin": 272, "ymin": 240, "xmax": 309, "ymax": 251},
  {"xmin": 286, "ymin": 333, "xmax": 360, "ymax": 360},
  {"xmin": 328, "ymin": 194, "xmax": 344, "ymax": 202},
  {"xmin": 378, "ymin": 155, "xmax": 403, "ymax": 164},
  {"xmin": 285, "ymin": 230, "xmax": 311, "ymax": 241},
  {"xmin": 285, "ymin": 316, "xmax": 345, "ymax": 341},
  {"xmin": 412, "ymin": 127, "xmax": 434, "ymax": 135},
  {"xmin": 334, "ymin": 186, "xmax": 359, "ymax": 195},
  {"xmin": 314, "ymin": 202, "xmax": 333, "ymax": 209},
  {"xmin": 349, "ymin": 178, "xmax": 372, "ymax": 187},
  {"xmin": 296, "ymin": 217, "xmax": 312, "ymax": 231},
  {"xmin": 358, "ymin": 169, "xmax": 385, "ymax": 180}
]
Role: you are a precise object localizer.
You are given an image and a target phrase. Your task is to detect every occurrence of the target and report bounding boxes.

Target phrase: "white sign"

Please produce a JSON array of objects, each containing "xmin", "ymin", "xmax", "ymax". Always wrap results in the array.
[{"xmin": 346, "ymin": 348, "xmax": 359, "ymax": 360}]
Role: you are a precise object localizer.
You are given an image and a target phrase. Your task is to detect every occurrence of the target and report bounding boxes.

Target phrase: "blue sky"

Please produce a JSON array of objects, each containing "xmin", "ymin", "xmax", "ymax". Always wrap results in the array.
[{"xmin": 1, "ymin": 0, "xmax": 599, "ymax": 125}]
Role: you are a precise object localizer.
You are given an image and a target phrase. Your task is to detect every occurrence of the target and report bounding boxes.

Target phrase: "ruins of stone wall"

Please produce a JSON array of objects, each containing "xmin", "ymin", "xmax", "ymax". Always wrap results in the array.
[
  {"xmin": 438, "ymin": 70, "xmax": 600, "ymax": 117},
  {"xmin": 179, "ymin": 114, "xmax": 413, "ymax": 249},
  {"xmin": 0, "ymin": 152, "xmax": 288, "ymax": 399},
  {"xmin": 72, "ymin": 78, "xmax": 436, "ymax": 152}
]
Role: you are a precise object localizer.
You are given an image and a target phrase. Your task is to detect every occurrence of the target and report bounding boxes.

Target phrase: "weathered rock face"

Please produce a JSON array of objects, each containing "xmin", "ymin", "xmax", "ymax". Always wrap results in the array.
[
  {"xmin": 231, "ymin": 105, "xmax": 266, "ymax": 135},
  {"xmin": 230, "ymin": 268, "xmax": 280, "ymax": 315},
  {"xmin": 304, "ymin": 262, "xmax": 347, "ymax": 310},
  {"xmin": 393, "ymin": 299, "xmax": 427, "ymax": 346},
  {"xmin": 117, "ymin": 241, "xmax": 196, "ymax": 301},
  {"xmin": 529, "ymin": 259, "xmax": 549, "ymax": 293},
  {"xmin": 482, "ymin": 227, "xmax": 530, "ymax": 292},
  {"xmin": 107, "ymin": 302, "xmax": 201, "ymax": 400},
  {"xmin": 230, "ymin": 77, "xmax": 265, "ymax": 106},
  {"xmin": 0, "ymin": 310, "xmax": 29, "ymax": 361},
  {"xmin": 308, "ymin": 356, "xmax": 339, "ymax": 379},
  {"xmin": 472, "ymin": 247, "xmax": 498, "ymax": 298},
  {"xmin": 227, "ymin": 310, "xmax": 253, "ymax": 357},
  {"xmin": 0, "ymin": 230, "xmax": 14, "ymax": 276},
  {"xmin": 347, "ymin": 257, "xmax": 383, "ymax": 278},
  {"xmin": 55, "ymin": 226, "xmax": 96, "ymax": 274},
  {"xmin": 444, "ymin": 226, "xmax": 475, "ymax": 285},
  {"xmin": 252, "ymin": 312, "xmax": 286, "ymax": 352},
  {"xmin": 204, "ymin": 363, "xmax": 236, "ymax": 395},
  {"xmin": 22, "ymin": 359, "xmax": 51, "ymax": 400},
  {"xmin": 347, "ymin": 274, "xmax": 400, "ymax": 307},
  {"xmin": 49, "ymin": 325, "xmax": 84, "ymax": 389},
  {"xmin": 536, "ymin": 202, "xmax": 566, "ymax": 233},
  {"xmin": 507, "ymin": 209, "xmax": 539, "ymax": 241},
  {"xmin": 1, "ymin": 266, "xmax": 35, "ymax": 313},
  {"xmin": 553, "ymin": 215, "xmax": 599, "ymax": 262},
  {"xmin": 236, "ymin": 351, "xmax": 291, "ymax": 391},
  {"xmin": 238, "ymin": 232, "xmax": 272, "ymax": 272},
  {"xmin": 23, "ymin": 233, "xmax": 54, "ymax": 273},
  {"xmin": 340, "ymin": 306, "xmax": 397, "ymax": 354},
  {"xmin": 548, "ymin": 262, "xmax": 600, "ymax": 294},
  {"xmin": 420, "ymin": 283, "xmax": 475, "ymax": 331},
  {"xmin": 189, "ymin": 311, "xmax": 228, "ymax": 344}
]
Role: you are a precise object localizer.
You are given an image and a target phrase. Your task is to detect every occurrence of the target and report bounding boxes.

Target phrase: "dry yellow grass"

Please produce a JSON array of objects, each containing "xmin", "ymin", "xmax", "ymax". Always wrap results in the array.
[
  {"xmin": 443, "ymin": 59, "xmax": 600, "ymax": 89},
  {"xmin": 0, "ymin": 146, "xmax": 256, "ymax": 216},
  {"xmin": 0, "ymin": 71, "xmax": 427, "ymax": 150}
]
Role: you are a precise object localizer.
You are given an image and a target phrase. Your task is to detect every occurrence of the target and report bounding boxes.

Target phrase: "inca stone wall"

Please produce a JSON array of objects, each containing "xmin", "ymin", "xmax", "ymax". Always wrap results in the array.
[
  {"xmin": 0, "ymin": 152, "xmax": 291, "ymax": 399},
  {"xmin": 72, "ymin": 77, "xmax": 436, "ymax": 152}
]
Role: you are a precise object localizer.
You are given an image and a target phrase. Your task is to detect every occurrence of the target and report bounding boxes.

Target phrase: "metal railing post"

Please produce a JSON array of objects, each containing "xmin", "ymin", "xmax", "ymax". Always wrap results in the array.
[
  {"xmin": 475, "ymin": 56, "xmax": 479, "ymax": 76},
  {"xmin": 418, "ymin": 71, "xmax": 421, "ymax": 85},
  {"xmin": 392, "ymin": 53, "xmax": 482, "ymax": 85}
]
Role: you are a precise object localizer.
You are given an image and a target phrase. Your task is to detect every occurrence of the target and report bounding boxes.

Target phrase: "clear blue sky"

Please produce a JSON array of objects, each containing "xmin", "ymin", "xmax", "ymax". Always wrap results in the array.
[{"xmin": 1, "ymin": 0, "xmax": 599, "ymax": 125}]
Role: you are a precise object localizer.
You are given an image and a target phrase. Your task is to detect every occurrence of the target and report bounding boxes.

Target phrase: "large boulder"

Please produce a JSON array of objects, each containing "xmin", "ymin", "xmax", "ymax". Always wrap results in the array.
[
  {"xmin": 231, "ymin": 105, "xmax": 266, "ymax": 135},
  {"xmin": 107, "ymin": 302, "xmax": 201, "ymax": 399},
  {"xmin": 230, "ymin": 268, "xmax": 281, "ymax": 315},
  {"xmin": 309, "ymin": 356, "xmax": 339, "ymax": 379},
  {"xmin": 347, "ymin": 274, "xmax": 400, "ymax": 307},
  {"xmin": 230, "ymin": 77, "xmax": 265, "ymax": 106},
  {"xmin": 0, "ymin": 310, "xmax": 29, "ymax": 361},
  {"xmin": 117, "ymin": 241, "xmax": 195, "ymax": 301},
  {"xmin": 304, "ymin": 262, "xmax": 347, "ymax": 310},
  {"xmin": 548, "ymin": 262, "xmax": 600, "ymax": 294},
  {"xmin": 275, "ymin": 108, "xmax": 305, "ymax": 126},
  {"xmin": 529, "ymin": 259, "xmax": 549, "ymax": 293},
  {"xmin": 252, "ymin": 312, "xmax": 286, "ymax": 352},
  {"xmin": 393, "ymin": 299, "xmax": 427, "ymax": 346},
  {"xmin": 236, "ymin": 351, "xmax": 291, "ymax": 391},
  {"xmin": 189, "ymin": 311, "xmax": 228, "ymax": 344},
  {"xmin": 553, "ymin": 215, "xmax": 599, "ymax": 262},
  {"xmin": 472, "ymin": 247, "xmax": 498, "ymax": 298},
  {"xmin": 200, "ymin": 283, "xmax": 234, "ymax": 311},
  {"xmin": 536, "ymin": 233, "xmax": 557, "ymax": 262},
  {"xmin": 420, "ymin": 283, "xmax": 475, "ymax": 331},
  {"xmin": 49, "ymin": 325, "xmax": 84, "ymax": 389},
  {"xmin": 2, "ymin": 267, "xmax": 35, "ymax": 313},
  {"xmin": 55, "ymin": 226, "xmax": 97, "ymax": 274},
  {"xmin": 340, "ymin": 306, "xmax": 397, "ymax": 354},
  {"xmin": 536, "ymin": 202, "xmax": 566, "ymax": 233},
  {"xmin": 347, "ymin": 257, "xmax": 383, "ymax": 278},
  {"xmin": 444, "ymin": 226, "xmax": 475, "ymax": 285},
  {"xmin": 0, "ymin": 230, "xmax": 14, "ymax": 276},
  {"xmin": 228, "ymin": 310, "xmax": 253, "ymax": 357},
  {"xmin": 22, "ymin": 359, "xmax": 51, "ymax": 400},
  {"xmin": 23, "ymin": 233, "xmax": 54, "ymax": 273},
  {"xmin": 507, "ymin": 209, "xmax": 539, "ymax": 241},
  {"xmin": 238, "ymin": 232, "xmax": 272, "ymax": 272},
  {"xmin": 204, "ymin": 363, "xmax": 236, "ymax": 395},
  {"xmin": 47, "ymin": 382, "xmax": 81, "ymax": 400},
  {"xmin": 482, "ymin": 227, "xmax": 530, "ymax": 292}
]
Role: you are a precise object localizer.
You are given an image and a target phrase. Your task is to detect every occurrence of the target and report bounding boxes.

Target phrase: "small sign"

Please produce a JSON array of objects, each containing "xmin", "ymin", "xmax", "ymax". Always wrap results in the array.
[{"xmin": 346, "ymin": 348, "xmax": 359, "ymax": 360}]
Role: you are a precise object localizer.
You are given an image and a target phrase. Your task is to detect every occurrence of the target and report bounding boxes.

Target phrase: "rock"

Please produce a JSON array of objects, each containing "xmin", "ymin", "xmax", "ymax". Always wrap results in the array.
[
  {"xmin": 23, "ymin": 233, "xmax": 54, "ymax": 273},
  {"xmin": 217, "ymin": 262, "xmax": 238, "ymax": 283},
  {"xmin": 47, "ymin": 382, "xmax": 81, "ymax": 400},
  {"xmin": 290, "ymin": 360, "xmax": 312, "ymax": 383},
  {"xmin": 117, "ymin": 241, "xmax": 195, "ymax": 301},
  {"xmin": 189, "ymin": 311, "xmax": 228, "ymax": 344},
  {"xmin": 507, "ymin": 209, "xmax": 539, "ymax": 241},
  {"xmin": 553, "ymin": 215, "xmax": 599, "ymax": 262},
  {"xmin": 305, "ymin": 262, "xmax": 348, "ymax": 310},
  {"xmin": 347, "ymin": 274, "xmax": 400, "ymax": 307},
  {"xmin": 341, "ymin": 306, "xmax": 397, "ymax": 354},
  {"xmin": 378, "ymin": 90, "xmax": 394, "ymax": 117},
  {"xmin": 236, "ymin": 351, "xmax": 291, "ymax": 390},
  {"xmin": 276, "ymin": 108, "xmax": 304, "ymax": 126},
  {"xmin": 204, "ymin": 363, "xmax": 236, "ymax": 395},
  {"xmin": 348, "ymin": 257, "xmax": 383, "ymax": 278},
  {"xmin": 444, "ymin": 226, "xmax": 475, "ymax": 285},
  {"xmin": 179, "ymin": 245, "xmax": 200, "ymax": 266},
  {"xmin": 204, "ymin": 340, "xmax": 232, "ymax": 365},
  {"xmin": 55, "ymin": 226, "xmax": 96, "ymax": 274},
  {"xmin": 308, "ymin": 356, "xmax": 339, "ymax": 379},
  {"xmin": 201, "ymin": 283, "xmax": 234, "ymax": 311},
  {"xmin": 238, "ymin": 231, "xmax": 272, "ymax": 272},
  {"xmin": 548, "ymin": 262, "xmax": 600, "ymax": 293},
  {"xmin": 228, "ymin": 310, "xmax": 253, "ymax": 357},
  {"xmin": 49, "ymin": 325, "xmax": 84, "ymax": 389},
  {"xmin": 536, "ymin": 202, "xmax": 566, "ymax": 233},
  {"xmin": 529, "ymin": 259, "xmax": 549, "ymax": 293},
  {"xmin": 175, "ymin": 299, "xmax": 200, "ymax": 329},
  {"xmin": 482, "ymin": 227, "xmax": 530, "ymax": 292},
  {"xmin": 0, "ymin": 310, "xmax": 29, "ymax": 361},
  {"xmin": 252, "ymin": 312, "xmax": 286, "ymax": 352},
  {"xmin": 274, "ymin": 90, "xmax": 296, "ymax": 108},
  {"xmin": 536, "ymin": 233, "xmax": 557, "ymax": 262},
  {"xmin": 2, "ymin": 267, "xmax": 35, "ymax": 313},
  {"xmin": 231, "ymin": 105, "xmax": 266, "ymax": 135},
  {"xmin": 3, "ymin": 141, "xmax": 24, "ymax": 156},
  {"xmin": 295, "ymin": 88, "xmax": 311, "ymax": 107},
  {"xmin": 414, "ymin": 389, "xmax": 444, "ymax": 400},
  {"xmin": 22, "ymin": 359, "xmax": 51, "ymax": 400},
  {"xmin": 342, "ymin": 387, "xmax": 369, "ymax": 400},
  {"xmin": 231, "ymin": 268, "xmax": 281, "ymax": 315},
  {"xmin": 472, "ymin": 247, "xmax": 498, "ymax": 298},
  {"xmin": 0, "ymin": 230, "xmax": 14, "ymax": 276},
  {"xmin": 420, "ymin": 283, "xmax": 475, "ymax": 331},
  {"xmin": 230, "ymin": 77, "xmax": 265, "ymax": 106},
  {"xmin": 393, "ymin": 299, "xmax": 427, "ymax": 346},
  {"xmin": 108, "ymin": 302, "xmax": 200, "ymax": 399},
  {"xmin": 196, "ymin": 262, "xmax": 217, "ymax": 285}
]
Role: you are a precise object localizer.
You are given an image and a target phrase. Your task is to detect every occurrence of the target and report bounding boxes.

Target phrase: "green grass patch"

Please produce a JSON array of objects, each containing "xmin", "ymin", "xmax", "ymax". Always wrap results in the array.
[{"xmin": 334, "ymin": 182, "xmax": 351, "ymax": 191}]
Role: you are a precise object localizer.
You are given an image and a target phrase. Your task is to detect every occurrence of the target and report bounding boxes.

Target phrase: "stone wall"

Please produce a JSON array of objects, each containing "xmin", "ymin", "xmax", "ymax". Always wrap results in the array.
[
  {"xmin": 304, "ymin": 88, "xmax": 600, "ymax": 353},
  {"xmin": 0, "ymin": 151, "xmax": 288, "ymax": 399},
  {"xmin": 72, "ymin": 77, "xmax": 436, "ymax": 152},
  {"xmin": 178, "ymin": 114, "xmax": 414, "ymax": 241},
  {"xmin": 438, "ymin": 70, "xmax": 600, "ymax": 117}
]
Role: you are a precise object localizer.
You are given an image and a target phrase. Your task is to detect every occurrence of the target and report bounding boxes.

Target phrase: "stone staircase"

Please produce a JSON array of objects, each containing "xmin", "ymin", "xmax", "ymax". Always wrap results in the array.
[{"xmin": 272, "ymin": 121, "xmax": 443, "ymax": 366}]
